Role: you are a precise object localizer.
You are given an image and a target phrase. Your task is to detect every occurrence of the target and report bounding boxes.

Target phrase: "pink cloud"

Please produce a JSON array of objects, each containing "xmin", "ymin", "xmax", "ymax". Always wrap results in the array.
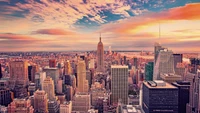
[{"xmin": 32, "ymin": 29, "xmax": 76, "ymax": 35}]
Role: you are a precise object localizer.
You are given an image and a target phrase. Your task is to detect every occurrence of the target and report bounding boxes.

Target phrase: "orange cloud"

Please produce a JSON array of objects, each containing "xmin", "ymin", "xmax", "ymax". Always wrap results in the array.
[
  {"xmin": 32, "ymin": 29, "xmax": 76, "ymax": 35},
  {"xmin": 100, "ymin": 3, "xmax": 200, "ymax": 34},
  {"xmin": 0, "ymin": 33, "xmax": 36, "ymax": 40}
]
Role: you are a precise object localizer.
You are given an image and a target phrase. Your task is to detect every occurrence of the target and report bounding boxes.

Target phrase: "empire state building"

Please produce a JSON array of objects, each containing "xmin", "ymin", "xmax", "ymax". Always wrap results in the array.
[{"xmin": 97, "ymin": 35, "xmax": 104, "ymax": 72}]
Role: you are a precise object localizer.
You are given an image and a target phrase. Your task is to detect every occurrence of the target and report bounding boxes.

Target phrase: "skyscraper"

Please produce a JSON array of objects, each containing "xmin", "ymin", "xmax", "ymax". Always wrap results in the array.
[
  {"xmin": 0, "ymin": 88, "xmax": 12, "ymax": 106},
  {"xmin": 72, "ymin": 93, "xmax": 91, "ymax": 112},
  {"xmin": 97, "ymin": 35, "xmax": 104, "ymax": 72},
  {"xmin": 77, "ymin": 60, "xmax": 88, "ymax": 93},
  {"xmin": 142, "ymin": 80, "xmax": 178, "ymax": 113},
  {"xmin": 145, "ymin": 62, "xmax": 154, "ymax": 81},
  {"xmin": 153, "ymin": 49, "xmax": 174, "ymax": 80},
  {"xmin": 111, "ymin": 65, "xmax": 128, "ymax": 105},
  {"xmin": 42, "ymin": 76, "xmax": 56, "ymax": 101},
  {"xmin": 154, "ymin": 42, "xmax": 166, "ymax": 64},
  {"xmin": 172, "ymin": 81, "xmax": 190, "ymax": 113},
  {"xmin": 34, "ymin": 90, "xmax": 48, "ymax": 113},
  {"xmin": 9, "ymin": 61, "xmax": 29, "ymax": 87}
]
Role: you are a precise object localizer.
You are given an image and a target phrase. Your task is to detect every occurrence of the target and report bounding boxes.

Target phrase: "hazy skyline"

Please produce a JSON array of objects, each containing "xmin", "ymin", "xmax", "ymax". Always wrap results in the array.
[{"xmin": 0, "ymin": 0, "xmax": 200, "ymax": 52}]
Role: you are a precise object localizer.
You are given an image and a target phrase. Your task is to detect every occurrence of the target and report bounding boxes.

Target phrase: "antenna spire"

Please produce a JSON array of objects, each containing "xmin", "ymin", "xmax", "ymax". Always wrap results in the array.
[{"xmin": 100, "ymin": 32, "xmax": 101, "ymax": 42}]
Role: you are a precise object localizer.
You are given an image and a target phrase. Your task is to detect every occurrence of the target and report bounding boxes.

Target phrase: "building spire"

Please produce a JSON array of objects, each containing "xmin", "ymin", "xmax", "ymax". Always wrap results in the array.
[{"xmin": 100, "ymin": 32, "xmax": 101, "ymax": 42}]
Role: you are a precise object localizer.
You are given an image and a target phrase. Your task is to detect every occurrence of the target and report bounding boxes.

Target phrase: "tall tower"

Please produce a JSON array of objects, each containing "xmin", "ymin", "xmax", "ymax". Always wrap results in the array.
[
  {"xmin": 42, "ymin": 76, "xmax": 56, "ymax": 101},
  {"xmin": 77, "ymin": 60, "xmax": 88, "ymax": 93},
  {"xmin": 97, "ymin": 34, "xmax": 104, "ymax": 72},
  {"xmin": 111, "ymin": 65, "xmax": 128, "ymax": 105},
  {"xmin": 34, "ymin": 90, "xmax": 48, "ymax": 113},
  {"xmin": 64, "ymin": 60, "xmax": 72, "ymax": 75}
]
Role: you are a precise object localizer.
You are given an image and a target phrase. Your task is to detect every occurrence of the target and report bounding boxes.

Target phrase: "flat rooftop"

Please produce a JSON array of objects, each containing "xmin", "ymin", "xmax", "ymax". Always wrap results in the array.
[
  {"xmin": 144, "ymin": 81, "xmax": 177, "ymax": 89},
  {"xmin": 111, "ymin": 65, "xmax": 128, "ymax": 68}
]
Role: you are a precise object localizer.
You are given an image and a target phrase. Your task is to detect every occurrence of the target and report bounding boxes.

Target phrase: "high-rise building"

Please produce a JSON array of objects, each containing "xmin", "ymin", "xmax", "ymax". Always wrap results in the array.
[
  {"xmin": 154, "ymin": 42, "xmax": 166, "ymax": 64},
  {"xmin": 31, "ymin": 65, "xmax": 38, "ymax": 83},
  {"xmin": 153, "ymin": 49, "xmax": 174, "ymax": 80},
  {"xmin": 72, "ymin": 93, "xmax": 91, "ymax": 112},
  {"xmin": 172, "ymin": 81, "xmax": 190, "ymax": 113},
  {"xmin": 111, "ymin": 65, "xmax": 128, "ymax": 105},
  {"xmin": 89, "ymin": 59, "xmax": 95, "ymax": 69},
  {"xmin": 7, "ymin": 98, "xmax": 34, "ymax": 113},
  {"xmin": 49, "ymin": 59, "xmax": 56, "ymax": 68},
  {"xmin": 142, "ymin": 80, "xmax": 178, "ymax": 113},
  {"xmin": 9, "ymin": 61, "xmax": 29, "ymax": 88},
  {"xmin": 145, "ymin": 62, "xmax": 154, "ymax": 81},
  {"xmin": 63, "ymin": 74, "xmax": 72, "ymax": 86},
  {"xmin": 77, "ymin": 60, "xmax": 88, "ymax": 93},
  {"xmin": 42, "ymin": 76, "xmax": 56, "ymax": 101},
  {"xmin": 35, "ymin": 72, "xmax": 46, "ymax": 90},
  {"xmin": 34, "ymin": 90, "xmax": 48, "ymax": 113},
  {"xmin": 0, "ymin": 88, "xmax": 12, "ymax": 106},
  {"xmin": 28, "ymin": 83, "xmax": 36, "ymax": 96},
  {"xmin": 60, "ymin": 101, "xmax": 72, "ymax": 113},
  {"xmin": 64, "ymin": 60, "xmax": 72, "ymax": 75},
  {"xmin": 186, "ymin": 70, "xmax": 200, "ymax": 113},
  {"xmin": 43, "ymin": 67, "xmax": 59, "ymax": 92},
  {"xmin": 97, "ymin": 35, "xmax": 104, "ymax": 72}
]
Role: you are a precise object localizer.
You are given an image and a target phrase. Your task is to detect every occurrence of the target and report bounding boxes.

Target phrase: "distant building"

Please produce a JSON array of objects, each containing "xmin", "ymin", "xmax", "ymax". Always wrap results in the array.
[
  {"xmin": 142, "ymin": 80, "xmax": 178, "ymax": 113},
  {"xmin": 172, "ymin": 81, "xmax": 190, "ymax": 113},
  {"xmin": 145, "ymin": 62, "xmax": 154, "ymax": 81},
  {"xmin": 72, "ymin": 93, "xmax": 91, "ymax": 112},
  {"xmin": 89, "ymin": 59, "xmax": 95, "ymax": 69},
  {"xmin": 28, "ymin": 83, "xmax": 36, "ymax": 96},
  {"xmin": 35, "ymin": 72, "xmax": 46, "ymax": 90},
  {"xmin": 7, "ymin": 98, "xmax": 34, "ymax": 113},
  {"xmin": 60, "ymin": 101, "xmax": 72, "ymax": 113},
  {"xmin": 91, "ymin": 82, "xmax": 106, "ymax": 106},
  {"xmin": 49, "ymin": 59, "xmax": 56, "ymax": 68},
  {"xmin": 160, "ymin": 73, "xmax": 182, "ymax": 83},
  {"xmin": 111, "ymin": 65, "xmax": 128, "ymax": 105},
  {"xmin": 34, "ymin": 90, "xmax": 48, "ymax": 113}
]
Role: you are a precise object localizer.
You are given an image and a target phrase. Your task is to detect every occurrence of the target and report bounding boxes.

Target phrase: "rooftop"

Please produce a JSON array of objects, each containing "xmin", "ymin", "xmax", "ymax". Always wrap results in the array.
[
  {"xmin": 111, "ymin": 65, "xmax": 128, "ymax": 68},
  {"xmin": 144, "ymin": 80, "xmax": 177, "ymax": 89}
]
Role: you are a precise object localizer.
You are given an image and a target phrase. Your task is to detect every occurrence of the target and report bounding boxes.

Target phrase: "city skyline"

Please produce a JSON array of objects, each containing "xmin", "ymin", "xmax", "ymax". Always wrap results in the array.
[{"xmin": 0, "ymin": 0, "xmax": 200, "ymax": 52}]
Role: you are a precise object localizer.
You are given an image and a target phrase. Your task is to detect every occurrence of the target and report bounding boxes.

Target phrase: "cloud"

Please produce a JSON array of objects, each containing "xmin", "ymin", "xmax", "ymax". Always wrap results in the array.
[
  {"xmin": 32, "ymin": 29, "xmax": 76, "ymax": 35},
  {"xmin": 100, "ymin": 3, "xmax": 200, "ymax": 34}
]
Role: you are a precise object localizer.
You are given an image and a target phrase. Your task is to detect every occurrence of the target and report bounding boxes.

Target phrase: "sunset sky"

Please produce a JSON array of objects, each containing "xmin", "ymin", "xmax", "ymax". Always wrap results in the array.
[{"xmin": 0, "ymin": 0, "xmax": 200, "ymax": 52}]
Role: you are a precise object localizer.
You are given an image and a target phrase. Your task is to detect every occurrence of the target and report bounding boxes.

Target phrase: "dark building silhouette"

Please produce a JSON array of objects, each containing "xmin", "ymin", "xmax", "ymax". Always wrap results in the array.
[
  {"xmin": 49, "ymin": 59, "xmax": 56, "ymax": 68},
  {"xmin": 142, "ymin": 81, "xmax": 178, "ymax": 113},
  {"xmin": 172, "ymin": 81, "xmax": 190, "ymax": 113},
  {"xmin": 0, "ymin": 64, "xmax": 2, "ymax": 79},
  {"xmin": 0, "ymin": 88, "xmax": 12, "ymax": 106}
]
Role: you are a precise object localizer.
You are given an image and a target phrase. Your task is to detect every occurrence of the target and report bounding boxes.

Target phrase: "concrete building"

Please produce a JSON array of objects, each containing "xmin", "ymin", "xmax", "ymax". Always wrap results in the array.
[
  {"xmin": 7, "ymin": 98, "xmax": 34, "ymax": 113},
  {"xmin": 9, "ymin": 61, "xmax": 29, "ymax": 88},
  {"xmin": 91, "ymin": 82, "xmax": 106, "ymax": 106},
  {"xmin": 72, "ymin": 93, "xmax": 91, "ymax": 113},
  {"xmin": 111, "ymin": 65, "xmax": 128, "ymax": 105},
  {"xmin": 42, "ymin": 76, "xmax": 56, "ymax": 101},
  {"xmin": 160, "ymin": 73, "xmax": 182, "ymax": 83},
  {"xmin": 60, "ymin": 101, "xmax": 72, "ymax": 113},
  {"xmin": 28, "ymin": 83, "xmax": 36, "ymax": 96},
  {"xmin": 145, "ymin": 62, "xmax": 154, "ymax": 81},
  {"xmin": 142, "ymin": 80, "xmax": 178, "ymax": 113},
  {"xmin": 35, "ymin": 71, "xmax": 46, "ymax": 90},
  {"xmin": 153, "ymin": 49, "xmax": 174, "ymax": 80},
  {"xmin": 89, "ymin": 59, "xmax": 95, "ymax": 69},
  {"xmin": 34, "ymin": 90, "xmax": 48, "ymax": 113},
  {"xmin": 48, "ymin": 100, "xmax": 59, "ymax": 113},
  {"xmin": 77, "ymin": 60, "xmax": 89, "ymax": 93}
]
